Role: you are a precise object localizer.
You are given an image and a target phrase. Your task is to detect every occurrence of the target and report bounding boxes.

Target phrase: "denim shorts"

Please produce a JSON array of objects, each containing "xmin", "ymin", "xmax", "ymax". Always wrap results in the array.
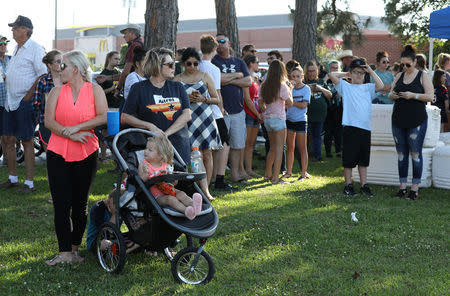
[
  {"xmin": 264, "ymin": 117, "xmax": 286, "ymax": 132},
  {"xmin": 245, "ymin": 113, "xmax": 260, "ymax": 128},
  {"xmin": 2, "ymin": 100, "xmax": 36, "ymax": 140}
]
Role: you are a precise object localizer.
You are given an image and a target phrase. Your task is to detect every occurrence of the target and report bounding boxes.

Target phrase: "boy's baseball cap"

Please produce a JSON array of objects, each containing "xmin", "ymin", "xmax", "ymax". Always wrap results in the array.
[
  {"xmin": 349, "ymin": 58, "xmax": 366, "ymax": 70},
  {"xmin": 8, "ymin": 15, "xmax": 33, "ymax": 29}
]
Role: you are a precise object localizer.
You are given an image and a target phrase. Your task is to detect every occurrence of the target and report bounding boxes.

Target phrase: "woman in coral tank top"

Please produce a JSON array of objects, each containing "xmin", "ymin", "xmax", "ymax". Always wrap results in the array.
[{"xmin": 44, "ymin": 51, "xmax": 107, "ymax": 265}]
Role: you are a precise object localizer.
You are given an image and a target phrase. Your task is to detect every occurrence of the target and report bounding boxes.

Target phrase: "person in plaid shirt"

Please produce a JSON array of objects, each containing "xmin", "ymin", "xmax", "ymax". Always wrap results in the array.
[
  {"xmin": 0, "ymin": 35, "xmax": 11, "ymax": 155},
  {"xmin": 32, "ymin": 50, "xmax": 63, "ymax": 149}
]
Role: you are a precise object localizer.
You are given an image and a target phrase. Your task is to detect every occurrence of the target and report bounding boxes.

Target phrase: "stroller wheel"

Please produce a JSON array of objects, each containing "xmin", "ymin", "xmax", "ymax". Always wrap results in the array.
[
  {"xmin": 96, "ymin": 222, "xmax": 126, "ymax": 274},
  {"xmin": 171, "ymin": 246, "xmax": 215, "ymax": 285},
  {"xmin": 164, "ymin": 235, "xmax": 193, "ymax": 262}
]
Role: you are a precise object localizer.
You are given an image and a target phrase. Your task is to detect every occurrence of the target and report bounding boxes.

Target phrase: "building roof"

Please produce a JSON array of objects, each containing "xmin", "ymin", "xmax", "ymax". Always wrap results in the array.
[{"xmin": 56, "ymin": 13, "xmax": 389, "ymax": 40}]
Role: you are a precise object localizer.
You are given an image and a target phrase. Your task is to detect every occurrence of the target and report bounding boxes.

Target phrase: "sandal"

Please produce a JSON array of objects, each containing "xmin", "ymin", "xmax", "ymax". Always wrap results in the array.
[
  {"xmin": 280, "ymin": 173, "xmax": 292, "ymax": 179},
  {"xmin": 406, "ymin": 190, "xmax": 418, "ymax": 200},
  {"xmin": 247, "ymin": 171, "xmax": 262, "ymax": 178},
  {"xmin": 395, "ymin": 189, "xmax": 407, "ymax": 198},
  {"xmin": 45, "ymin": 254, "xmax": 73, "ymax": 266},
  {"xmin": 72, "ymin": 251, "xmax": 85, "ymax": 263},
  {"xmin": 305, "ymin": 172, "xmax": 311, "ymax": 179},
  {"xmin": 264, "ymin": 176, "xmax": 272, "ymax": 182}
]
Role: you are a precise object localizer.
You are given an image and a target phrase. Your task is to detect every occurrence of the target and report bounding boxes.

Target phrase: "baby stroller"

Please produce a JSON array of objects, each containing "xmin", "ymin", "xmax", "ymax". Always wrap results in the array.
[{"xmin": 94, "ymin": 127, "xmax": 219, "ymax": 284}]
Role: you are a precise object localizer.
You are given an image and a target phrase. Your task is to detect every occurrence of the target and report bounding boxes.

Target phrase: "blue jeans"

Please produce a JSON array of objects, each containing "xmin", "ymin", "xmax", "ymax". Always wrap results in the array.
[
  {"xmin": 308, "ymin": 122, "xmax": 324, "ymax": 159},
  {"xmin": 392, "ymin": 120, "xmax": 427, "ymax": 184}
]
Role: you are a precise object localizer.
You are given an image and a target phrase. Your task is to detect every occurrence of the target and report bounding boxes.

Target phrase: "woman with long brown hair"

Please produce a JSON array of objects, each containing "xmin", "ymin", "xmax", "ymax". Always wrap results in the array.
[{"xmin": 259, "ymin": 60, "xmax": 293, "ymax": 184}]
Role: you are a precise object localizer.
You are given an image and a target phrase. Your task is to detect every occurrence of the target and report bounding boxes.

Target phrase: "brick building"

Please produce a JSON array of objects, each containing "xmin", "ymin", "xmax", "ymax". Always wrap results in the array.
[{"xmin": 55, "ymin": 14, "xmax": 403, "ymax": 67}]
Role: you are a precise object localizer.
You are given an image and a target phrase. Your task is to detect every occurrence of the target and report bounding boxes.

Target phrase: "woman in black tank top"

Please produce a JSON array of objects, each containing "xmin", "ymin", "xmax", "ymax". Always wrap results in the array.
[{"xmin": 388, "ymin": 45, "xmax": 434, "ymax": 200}]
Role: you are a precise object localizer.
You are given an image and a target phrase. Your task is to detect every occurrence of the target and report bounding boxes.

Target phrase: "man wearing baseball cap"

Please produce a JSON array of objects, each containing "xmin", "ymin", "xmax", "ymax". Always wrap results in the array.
[
  {"xmin": 96, "ymin": 24, "xmax": 143, "ymax": 96},
  {"xmin": 0, "ymin": 15, "xmax": 47, "ymax": 193}
]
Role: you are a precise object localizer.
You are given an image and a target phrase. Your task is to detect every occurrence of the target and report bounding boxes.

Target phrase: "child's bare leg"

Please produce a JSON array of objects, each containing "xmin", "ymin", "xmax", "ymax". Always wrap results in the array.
[
  {"xmin": 157, "ymin": 194, "xmax": 188, "ymax": 213},
  {"xmin": 174, "ymin": 190, "xmax": 194, "ymax": 207}
]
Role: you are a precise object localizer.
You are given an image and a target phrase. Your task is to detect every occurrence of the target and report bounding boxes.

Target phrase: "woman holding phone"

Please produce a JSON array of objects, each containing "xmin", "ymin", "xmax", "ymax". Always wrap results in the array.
[{"xmin": 174, "ymin": 47, "xmax": 221, "ymax": 201}]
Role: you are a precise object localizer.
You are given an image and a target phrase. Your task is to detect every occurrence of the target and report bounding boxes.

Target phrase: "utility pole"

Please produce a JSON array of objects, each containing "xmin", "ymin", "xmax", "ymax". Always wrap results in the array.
[{"xmin": 54, "ymin": 0, "xmax": 58, "ymax": 49}]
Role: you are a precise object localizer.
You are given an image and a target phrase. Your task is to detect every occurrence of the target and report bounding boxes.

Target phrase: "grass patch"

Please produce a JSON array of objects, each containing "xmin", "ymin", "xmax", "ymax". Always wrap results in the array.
[{"xmin": 0, "ymin": 154, "xmax": 449, "ymax": 295}]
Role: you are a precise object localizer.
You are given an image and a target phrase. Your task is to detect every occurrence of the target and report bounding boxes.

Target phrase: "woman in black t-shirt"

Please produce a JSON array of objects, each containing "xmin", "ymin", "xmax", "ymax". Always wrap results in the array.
[
  {"xmin": 121, "ymin": 48, "xmax": 191, "ymax": 164},
  {"xmin": 388, "ymin": 45, "xmax": 434, "ymax": 200}
]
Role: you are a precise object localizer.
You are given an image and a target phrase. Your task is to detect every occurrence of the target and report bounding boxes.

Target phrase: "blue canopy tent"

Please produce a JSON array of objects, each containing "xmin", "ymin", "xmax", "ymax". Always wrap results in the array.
[{"xmin": 428, "ymin": 6, "xmax": 450, "ymax": 71}]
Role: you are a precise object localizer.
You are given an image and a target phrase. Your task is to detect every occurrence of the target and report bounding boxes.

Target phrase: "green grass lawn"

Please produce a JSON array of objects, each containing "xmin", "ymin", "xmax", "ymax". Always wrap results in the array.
[{"xmin": 0, "ymin": 154, "xmax": 449, "ymax": 296}]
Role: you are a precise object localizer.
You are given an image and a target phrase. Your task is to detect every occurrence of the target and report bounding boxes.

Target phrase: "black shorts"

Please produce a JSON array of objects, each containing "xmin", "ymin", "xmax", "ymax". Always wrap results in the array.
[
  {"xmin": 342, "ymin": 126, "xmax": 371, "ymax": 168},
  {"xmin": 215, "ymin": 118, "xmax": 229, "ymax": 146},
  {"xmin": 286, "ymin": 120, "xmax": 307, "ymax": 133}
]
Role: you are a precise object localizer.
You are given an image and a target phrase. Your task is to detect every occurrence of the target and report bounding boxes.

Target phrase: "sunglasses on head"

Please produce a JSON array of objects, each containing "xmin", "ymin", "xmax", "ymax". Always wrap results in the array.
[
  {"xmin": 0, "ymin": 42, "xmax": 8, "ymax": 46},
  {"xmin": 186, "ymin": 61, "xmax": 199, "ymax": 67},
  {"xmin": 163, "ymin": 62, "xmax": 175, "ymax": 68},
  {"xmin": 217, "ymin": 39, "xmax": 227, "ymax": 44},
  {"xmin": 401, "ymin": 63, "xmax": 412, "ymax": 68}
]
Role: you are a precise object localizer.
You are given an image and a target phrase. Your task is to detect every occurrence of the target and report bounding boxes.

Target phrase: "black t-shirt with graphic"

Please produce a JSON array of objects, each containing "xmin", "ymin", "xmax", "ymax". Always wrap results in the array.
[{"xmin": 122, "ymin": 79, "xmax": 191, "ymax": 163}]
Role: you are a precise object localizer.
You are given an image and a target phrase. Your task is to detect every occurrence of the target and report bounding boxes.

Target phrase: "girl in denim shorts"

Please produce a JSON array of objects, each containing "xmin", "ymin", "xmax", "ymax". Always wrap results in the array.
[{"xmin": 259, "ymin": 60, "xmax": 293, "ymax": 184}]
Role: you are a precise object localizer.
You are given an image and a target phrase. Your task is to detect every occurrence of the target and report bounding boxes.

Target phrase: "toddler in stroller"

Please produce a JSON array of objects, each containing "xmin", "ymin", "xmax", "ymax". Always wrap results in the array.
[
  {"xmin": 137, "ymin": 135, "xmax": 203, "ymax": 220},
  {"xmin": 93, "ymin": 127, "xmax": 218, "ymax": 284}
]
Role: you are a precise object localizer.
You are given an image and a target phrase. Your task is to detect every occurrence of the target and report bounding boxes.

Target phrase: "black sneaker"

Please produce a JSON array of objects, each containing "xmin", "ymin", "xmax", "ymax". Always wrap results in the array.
[
  {"xmin": 360, "ymin": 184, "xmax": 374, "ymax": 197},
  {"xmin": 395, "ymin": 189, "xmax": 407, "ymax": 198},
  {"xmin": 214, "ymin": 182, "xmax": 236, "ymax": 191},
  {"xmin": 343, "ymin": 183, "xmax": 357, "ymax": 196}
]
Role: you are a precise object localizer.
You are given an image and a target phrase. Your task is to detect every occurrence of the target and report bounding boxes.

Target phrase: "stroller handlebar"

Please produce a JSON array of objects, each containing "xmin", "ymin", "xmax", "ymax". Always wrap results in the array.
[{"xmin": 112, "ymin": 128, "xmax": 187, "ymax": 173}]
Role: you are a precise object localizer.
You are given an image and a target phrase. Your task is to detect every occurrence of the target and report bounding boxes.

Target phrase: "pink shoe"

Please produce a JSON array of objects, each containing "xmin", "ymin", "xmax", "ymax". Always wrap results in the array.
[
  {"xmin": 192, "ymin": 193, "xmax": 203, "ymax": 215},
  {"xmin": 185, "ymin": 206, "xmax": 196, "ymax": 220}
]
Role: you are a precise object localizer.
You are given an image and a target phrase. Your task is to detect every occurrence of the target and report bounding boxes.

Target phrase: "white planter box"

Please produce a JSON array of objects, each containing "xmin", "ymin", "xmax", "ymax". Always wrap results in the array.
[
  {"xmin": 352, "ymin": 145, "xmax": 439, "ymax": 188},
  {"xmin": 439, "ymin": 132, "xmax": 450, "ymax": 145},
  {"xmin": 371, "ymin": 104, "xmax": 441, "ymax": 148},
  {"xmin": 432, "ymin": 145, "xmax": 450, "ymax": 190}
]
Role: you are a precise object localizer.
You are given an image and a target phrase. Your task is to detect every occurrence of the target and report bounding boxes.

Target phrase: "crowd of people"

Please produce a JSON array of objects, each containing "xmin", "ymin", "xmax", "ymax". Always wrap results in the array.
[{"xmin": 0, "ymin": 15, "xmax": 449, "ymax": 265}]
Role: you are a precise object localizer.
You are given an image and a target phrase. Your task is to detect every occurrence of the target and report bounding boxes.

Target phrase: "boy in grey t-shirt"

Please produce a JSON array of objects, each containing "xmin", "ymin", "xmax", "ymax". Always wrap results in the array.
[{"xmin": 328, "ymin": 59, "xmax": 384, "ymax": 197}]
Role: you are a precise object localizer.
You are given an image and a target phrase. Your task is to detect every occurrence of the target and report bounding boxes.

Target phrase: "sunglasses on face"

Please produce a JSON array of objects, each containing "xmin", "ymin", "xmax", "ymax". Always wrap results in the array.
[
  {"xmin": 217, "ymin": 39, "xmax": 227, "ymax": 44},
  {"xmin": 54, "ymin": 59, "xmax": 62, "ymax": 64},
  {"xmin": 60, "ymin": 63, "xmax": 68, "ymax": 71},
  {"xmin": 0, "ymin": 42, "xmax": 8, "ymax": 46},
  {"xmin": 185, "ymin": 61, "xmax": 199, "ymax": 67},
  {"xmin": 163, "ymin": 62, "xmax": 175, "ymax": 68},
  {"xmin": 382, "ymin": 60, "xmax": 390, "ymax": 64},
  {"xmin": 401, "ymin": 63, "xmax": 412, "ymax": 68},
  {"xmin": 250, "ymin": 50, "xmax": 257, "ymax": 53}
]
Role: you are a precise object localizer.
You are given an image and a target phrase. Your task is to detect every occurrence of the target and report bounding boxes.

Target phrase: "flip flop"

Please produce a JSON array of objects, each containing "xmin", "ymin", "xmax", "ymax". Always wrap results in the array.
[
  {"xmin": 280, "ymin": 173, "xmax": 292, "ymax": 179},
  {"xmin": 45, "ymin": 254, "xmax": 73, "ymax": 266},
  {"xmin": 232, "ymin": 178, "xmax": 250, "ymax": 184}
]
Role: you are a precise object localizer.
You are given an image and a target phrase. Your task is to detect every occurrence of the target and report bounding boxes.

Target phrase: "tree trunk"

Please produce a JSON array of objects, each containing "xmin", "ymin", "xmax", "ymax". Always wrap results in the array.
[
  {"xmin": 215, "ymin": 0, "xmax": 240, "ymax": 57},
  {"xmin": 292, "ymin": 0, "xmax": 317, "ymax": 67},
  {"xmin": 144, "ymin": 0, "xmax": 179, "ymax": 52}
]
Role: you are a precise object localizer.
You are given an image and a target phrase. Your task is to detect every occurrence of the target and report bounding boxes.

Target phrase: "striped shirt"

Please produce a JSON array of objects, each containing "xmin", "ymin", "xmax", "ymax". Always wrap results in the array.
[
  {"xmin": 5, "ymin": 38, "xmax": 47, "ymax": 111},
  {"xmin": 0, "ymin": 55, "xmax": 11, "ymax": 107}
]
